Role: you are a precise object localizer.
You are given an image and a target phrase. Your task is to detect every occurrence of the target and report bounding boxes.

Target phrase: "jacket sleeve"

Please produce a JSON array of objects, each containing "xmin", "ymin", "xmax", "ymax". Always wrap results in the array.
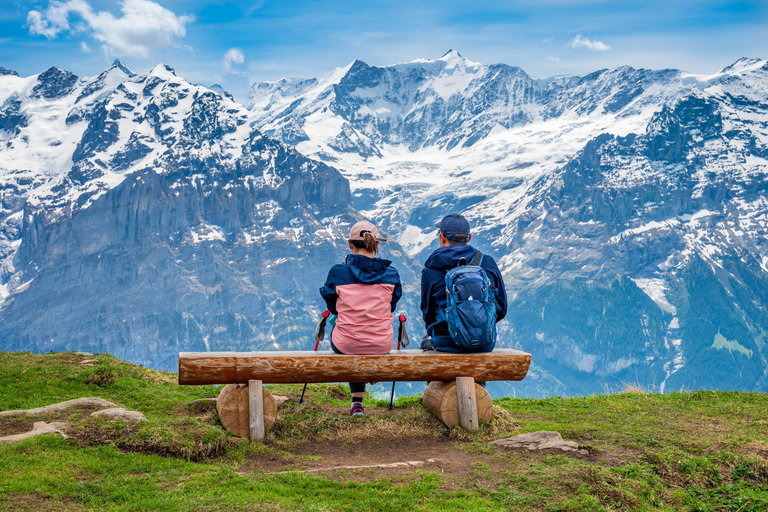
[
  {"xmin": 420, "ymin": 267, "xmax": 440, "ymax": 328},
  {"xmin": 319, "ymin": 266, "xmax": 340, "ymax": 315},
  {"xmin": 389, "ymin": 267, "xmax": 402, "ymax": 313},
  {"xmin": 484, "ymin": 257, "xmax": 508, "ymax": 322}
]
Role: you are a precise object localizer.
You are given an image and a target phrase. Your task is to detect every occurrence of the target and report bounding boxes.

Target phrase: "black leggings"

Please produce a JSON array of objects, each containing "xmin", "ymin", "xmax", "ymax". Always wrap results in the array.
[{"xmin": 330, "ymin": 340, "xmax": 366, "ymax": 394}]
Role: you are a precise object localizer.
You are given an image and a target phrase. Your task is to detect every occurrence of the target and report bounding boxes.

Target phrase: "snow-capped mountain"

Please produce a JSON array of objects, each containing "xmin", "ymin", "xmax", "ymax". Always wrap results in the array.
[
  {"xmin": 250, "ymin": 52, "xmax": 768, "ymax": 395},
  {"xmin": 0, "ymin": 60, "xmax": 420, "ymax": 371},
  {"xmin": 2, "ymin": 52, "xmax": 767, "ymax": 397}
]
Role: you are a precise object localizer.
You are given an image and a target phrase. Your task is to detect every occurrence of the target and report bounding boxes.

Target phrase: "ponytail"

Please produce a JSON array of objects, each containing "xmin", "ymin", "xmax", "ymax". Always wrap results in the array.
[{"xmin": 350, "ymin": 231, "xmax": 379, "ymax": 255}]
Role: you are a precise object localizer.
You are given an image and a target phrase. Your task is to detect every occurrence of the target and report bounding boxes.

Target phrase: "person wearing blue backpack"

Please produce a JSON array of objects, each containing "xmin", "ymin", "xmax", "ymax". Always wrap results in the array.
[{"xmin": 420, "ymin": 214, "xmax": 507, "ymax": 353}]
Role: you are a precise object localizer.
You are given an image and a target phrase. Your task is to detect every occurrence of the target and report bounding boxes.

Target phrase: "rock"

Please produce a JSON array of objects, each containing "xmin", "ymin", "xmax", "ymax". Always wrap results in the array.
[
  {"xmin": 0, "ymin": 397, "xmax": 117, "ymax": 417},
  {"xmin": 75, "ymin": 352, "xmax": 92, "ymax": 356},
  {"xmin": 490, "ymin": 431, "xmax": 588, "ymax": 455},
  {"xmin": 90, "ymin": 408, "xmax": 146, "ymax": 422},
  {"xmin": 273, "ymin": 395, "xmax": 289, "ymax": 407},
  {"xmin": 0, "ymin": 421, "xmax": 68, "ymax": 443},
  {"xmin": 79, "ymin": 359, "xmax": 98, "ymax": 365}
]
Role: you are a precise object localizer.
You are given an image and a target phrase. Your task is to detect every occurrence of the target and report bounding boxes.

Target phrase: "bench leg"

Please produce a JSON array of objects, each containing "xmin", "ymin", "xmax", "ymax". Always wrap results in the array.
[
  {"xmin": 456, "ymin": 377, "xmax": 479, "ymax": 432},
  {"xmin": 248, "ymin": 380, "xmax": 265, "ymax": 442}
]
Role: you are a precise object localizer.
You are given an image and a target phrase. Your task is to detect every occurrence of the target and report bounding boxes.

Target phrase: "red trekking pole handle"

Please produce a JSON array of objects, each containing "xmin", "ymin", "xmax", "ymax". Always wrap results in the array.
[
  {"xmin": 397, "ymin": 314, "xmax": 406, "ymax": 350},
  {"xmin": 313, "ymin": 310, "xmax": 331, "ymax": 350}
]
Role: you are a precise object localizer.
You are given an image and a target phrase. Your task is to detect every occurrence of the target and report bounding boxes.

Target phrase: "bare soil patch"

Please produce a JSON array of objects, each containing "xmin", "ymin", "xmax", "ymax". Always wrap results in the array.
[
  {"xmin": 0, "ymin": 416, "xmax": 35, "ymax": 436},
  {"xmin": 67, "ymin": 418, "xmax": 234, "ymax": 462},
  {"xmin": 573, "ymin": 437, "xmax": 641, "ymax": 466},
  {"xmin": 3, "ymin": 494, "xmax": 81, "ymax": 511}
]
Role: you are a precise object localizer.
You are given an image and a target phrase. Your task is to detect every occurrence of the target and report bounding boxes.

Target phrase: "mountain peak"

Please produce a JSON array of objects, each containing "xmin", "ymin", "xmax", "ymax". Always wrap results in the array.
[
  {"xmin": 0, "ymin": 67, "xmax": 19, "ymax": 77},
  {"xmin": 148, "ymin": 64, "xmax": 177, "ymax": 79},
  {"xmin": 111, "ymin": 59, "xmax": 135, "ymax": 77},
  {"xmin": 720, "ymin": 57, "xmax": 767, "ymax": 75},
  {"xmin": 440, "ymin": 49, "xmax": 463, "ymax": 61},
  {"xmin": 208, "ymin": 84, "xmax": 234, "ymax": 101}
]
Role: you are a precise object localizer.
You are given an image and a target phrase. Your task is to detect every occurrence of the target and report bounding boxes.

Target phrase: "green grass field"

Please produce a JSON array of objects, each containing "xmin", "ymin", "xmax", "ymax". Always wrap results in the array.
[{"xmin": 1, "ymin": 351, "xmax": 767, "ymax": 511}]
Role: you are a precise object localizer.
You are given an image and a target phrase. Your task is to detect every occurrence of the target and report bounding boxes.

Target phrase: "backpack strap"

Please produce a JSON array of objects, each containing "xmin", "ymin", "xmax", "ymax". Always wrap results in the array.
[{"xmin": 469, "ymin": 250, "xmax": 483, "ymax": 267}]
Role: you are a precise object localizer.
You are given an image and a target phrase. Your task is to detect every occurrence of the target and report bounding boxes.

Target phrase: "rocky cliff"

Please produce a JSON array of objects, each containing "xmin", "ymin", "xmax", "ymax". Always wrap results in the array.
[
  {"xmin": 2, "ymin": 53, "xmax": 767, "ymax": 396},
  {"xmin": 250, "ymin": 54, "xmax": 768, "ymax": 396},
  {"xmin": 0, "ymin": 61, "xmax": 420, "ymax": 371}
]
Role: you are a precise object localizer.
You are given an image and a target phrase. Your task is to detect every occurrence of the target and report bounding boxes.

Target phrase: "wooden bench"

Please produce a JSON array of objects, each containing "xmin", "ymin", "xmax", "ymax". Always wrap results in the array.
[{"xmin": 178, "ymin": 349, "xmax": 531, "ymax": 442}]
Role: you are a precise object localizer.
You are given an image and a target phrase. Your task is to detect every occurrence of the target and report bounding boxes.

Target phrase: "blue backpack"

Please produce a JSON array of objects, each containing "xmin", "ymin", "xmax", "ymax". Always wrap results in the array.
[{"xmin": 442, "ymin": 251, "xmax": 500, "ymax": 349}]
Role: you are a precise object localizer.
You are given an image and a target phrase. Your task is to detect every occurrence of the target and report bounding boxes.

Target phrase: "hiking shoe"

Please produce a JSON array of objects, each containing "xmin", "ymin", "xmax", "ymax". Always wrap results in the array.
[{"xmin": 350, "ymin": 402, "xmax": 365, "ymax": 417}]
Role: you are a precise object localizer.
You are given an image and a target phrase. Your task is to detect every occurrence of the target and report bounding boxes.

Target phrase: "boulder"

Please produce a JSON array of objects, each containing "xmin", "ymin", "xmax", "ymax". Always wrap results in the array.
[
  {"xmin": 490, "ymin": 431, "xmax": 587, "ymax": 455},
  {"xmin": 90, "ymin": 408, "xmax": 146, "ymax": 422}
]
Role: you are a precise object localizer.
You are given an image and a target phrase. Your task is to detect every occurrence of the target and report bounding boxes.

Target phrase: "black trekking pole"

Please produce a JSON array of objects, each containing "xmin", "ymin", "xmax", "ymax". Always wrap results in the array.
[
  {"xmin": 388, "ymin": 314, "xmax": 410, "ymax": 409},
  {"xmin": 299, "ymin": 310, "xmax": 330, "ymax": 404}
]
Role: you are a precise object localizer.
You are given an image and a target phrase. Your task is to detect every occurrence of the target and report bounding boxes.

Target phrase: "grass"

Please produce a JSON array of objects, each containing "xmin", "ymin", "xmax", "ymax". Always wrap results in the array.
[{"xmin": 1, "ymin": 351, "xmax": 767, "ymax": 510}]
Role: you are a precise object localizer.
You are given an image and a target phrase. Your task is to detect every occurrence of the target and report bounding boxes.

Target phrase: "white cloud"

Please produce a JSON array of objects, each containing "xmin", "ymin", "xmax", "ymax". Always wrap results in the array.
[
  {"xmin": 80, "ymin": 41, "xmax": 93, "ymax": 53},
  {"xmin": 569, "ymin": 34, "xmax": 611, "ymax": 52},
  {"xmin": 546, "ymin": 55, "xmax": 560, "ymax": 62},
  {"xmin": 27, "ymin": 0, "xmax": 194, "ymax": 58},
  {"xmin": 245, "ymin": 1, "xmax": 266, "ymax": 16},
  {"xmin": 223, "ymin": 48, "xmax": 245, "ymax": 74}
]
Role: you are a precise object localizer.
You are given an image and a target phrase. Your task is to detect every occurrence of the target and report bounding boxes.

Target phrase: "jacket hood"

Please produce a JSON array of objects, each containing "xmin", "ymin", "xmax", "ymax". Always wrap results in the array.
[
  {"xmin": 345, "ymin": 254, "xmax": 393, "ymax": 283},
  {"xmin": 424, "ymin": 244, "xmax": 478, "ymax": 271}
]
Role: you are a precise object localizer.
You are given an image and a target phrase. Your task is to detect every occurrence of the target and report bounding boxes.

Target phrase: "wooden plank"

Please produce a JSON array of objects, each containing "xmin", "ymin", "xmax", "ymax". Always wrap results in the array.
[
  {"xmin": 456, "ymin": 377, "xmax": 478, "ymax": 432},
  {"xmin": 248, "ymin": 380, "xmax": 265, "ymax": 443},
  {"xmin": 178, "ymin": 349, "xmax": 531, "ymax": 385}
]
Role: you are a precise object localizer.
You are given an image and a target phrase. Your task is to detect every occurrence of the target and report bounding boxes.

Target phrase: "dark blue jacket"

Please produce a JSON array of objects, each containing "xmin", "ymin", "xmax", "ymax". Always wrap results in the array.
[
  {"xmin": 421, "ymin": 245, "xmax": 507, "ymax": 351},
  {"xmin": 320, "ymin": 254, "xmax": 402, "ymax": 315}
]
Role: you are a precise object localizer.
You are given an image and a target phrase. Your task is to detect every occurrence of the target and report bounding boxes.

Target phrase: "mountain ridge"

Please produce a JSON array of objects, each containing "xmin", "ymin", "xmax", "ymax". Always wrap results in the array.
[
  {"xmin": 247, "ymin": 52, "xmax": 768, "ymax": 396},
  {"xmin": 1, "ymin": 53, "xmax": 767, "ymax": 397}
]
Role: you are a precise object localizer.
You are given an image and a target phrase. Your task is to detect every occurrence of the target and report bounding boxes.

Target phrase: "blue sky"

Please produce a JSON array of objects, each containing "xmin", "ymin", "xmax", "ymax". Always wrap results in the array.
[{"xmin": 1, "ymin": 0, "xmax": 766, "ymax": 103}]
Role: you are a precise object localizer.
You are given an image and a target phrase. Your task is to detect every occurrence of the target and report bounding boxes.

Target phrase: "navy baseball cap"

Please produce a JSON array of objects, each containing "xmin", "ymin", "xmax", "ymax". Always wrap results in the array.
[{"xmin": 436, "ymin": 214, "xmax": 470, "ymax": 242}]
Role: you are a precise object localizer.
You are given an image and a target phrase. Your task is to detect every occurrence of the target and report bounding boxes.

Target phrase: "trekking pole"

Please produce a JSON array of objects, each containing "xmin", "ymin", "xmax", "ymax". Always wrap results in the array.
[
  {"xmin": 388, "ymin": 314, "xmax": 410, "ymax": 410},
  {"xmin": 299, "ymin": 310, "xmax": 330, "ymax": 404}
]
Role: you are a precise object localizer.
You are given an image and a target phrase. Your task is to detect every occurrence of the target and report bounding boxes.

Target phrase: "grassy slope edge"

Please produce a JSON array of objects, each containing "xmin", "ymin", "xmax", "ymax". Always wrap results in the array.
[{"xmin": 0, "ymin": 351, "xmax": 766, "ymax": 511}]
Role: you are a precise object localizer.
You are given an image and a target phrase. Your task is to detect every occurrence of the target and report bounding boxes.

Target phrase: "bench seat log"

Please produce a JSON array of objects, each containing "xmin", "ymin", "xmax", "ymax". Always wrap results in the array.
[{"xmin": 178, "ymin": 349, "xmax": 531, "ymax": 386}]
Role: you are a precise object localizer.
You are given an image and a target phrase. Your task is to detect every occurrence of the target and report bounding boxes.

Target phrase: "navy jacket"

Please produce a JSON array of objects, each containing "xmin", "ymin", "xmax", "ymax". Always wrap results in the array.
[{"xmin": 421, "ymin": 245, "xmax": 507, "ymax": 350}]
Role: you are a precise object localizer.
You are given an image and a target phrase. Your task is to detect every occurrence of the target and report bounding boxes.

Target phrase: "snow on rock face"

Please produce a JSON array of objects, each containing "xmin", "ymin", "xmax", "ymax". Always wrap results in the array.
[
  {"xmin": 2, "ymin": 52, "xmax": 768, "ymax": 398},
  {"xmin": 250, "ymin": 53, "xmax": 768, "ymax": 397},
  {"xmin": 0, "ymin": 62, "xmax": 421, "ymax": 372}
]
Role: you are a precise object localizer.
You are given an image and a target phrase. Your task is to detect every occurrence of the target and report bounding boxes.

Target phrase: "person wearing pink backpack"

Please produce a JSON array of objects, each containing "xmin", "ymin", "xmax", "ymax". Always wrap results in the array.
[{"xmin": 319, "ymin": 221, "xmax": 402, "ymax": 416}]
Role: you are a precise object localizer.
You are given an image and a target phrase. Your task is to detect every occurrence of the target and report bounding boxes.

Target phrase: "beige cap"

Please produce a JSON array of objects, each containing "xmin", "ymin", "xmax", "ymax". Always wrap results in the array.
[{"xmin": 349, "ymin": 221, "xmax": 387, "ymax": 242}]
